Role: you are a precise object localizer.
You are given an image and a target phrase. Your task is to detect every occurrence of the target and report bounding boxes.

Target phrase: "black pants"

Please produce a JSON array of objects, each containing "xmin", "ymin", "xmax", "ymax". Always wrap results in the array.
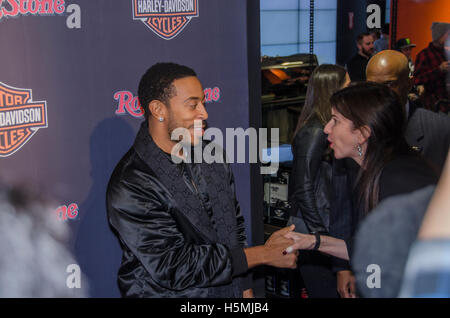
[{"xmin": 298, "ymin": 250, "xmax": 339, "ymax": 298}]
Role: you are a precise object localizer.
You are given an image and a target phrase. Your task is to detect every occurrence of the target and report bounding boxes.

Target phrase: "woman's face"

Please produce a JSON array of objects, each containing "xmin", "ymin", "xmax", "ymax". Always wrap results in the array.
[{"xmin": 324, "ymin": 107, "xmax": 363, "ymax": 162}]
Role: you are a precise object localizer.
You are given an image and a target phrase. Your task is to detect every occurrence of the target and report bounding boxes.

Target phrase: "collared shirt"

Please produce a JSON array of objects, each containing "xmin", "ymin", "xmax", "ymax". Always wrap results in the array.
[
  {"xmin": 162, "ymin": 149, "xmax": 249, "ymax": 281},
  {"xmin": 414, "ymin": 42, "xmax": 448, "ymax": 112},
  {"xmin": 166, "ymin": 152, "xmax": 216, "ymax": 226}
]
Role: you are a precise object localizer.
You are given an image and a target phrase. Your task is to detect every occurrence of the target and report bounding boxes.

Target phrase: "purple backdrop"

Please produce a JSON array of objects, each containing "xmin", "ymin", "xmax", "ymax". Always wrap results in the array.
[{"xmin": 0, "ymin": 0, "xmax": 256, "ymax": 297}]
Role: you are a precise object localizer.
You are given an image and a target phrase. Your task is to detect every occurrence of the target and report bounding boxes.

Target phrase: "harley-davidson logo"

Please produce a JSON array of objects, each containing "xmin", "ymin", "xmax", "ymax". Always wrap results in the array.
[
  {"xmin": 0, "ymin": 82, "xmax": 48, "ymax": 157},
  {"xmin": 132, "ymin": 0, "xmax": 199, "ymax": 40}
]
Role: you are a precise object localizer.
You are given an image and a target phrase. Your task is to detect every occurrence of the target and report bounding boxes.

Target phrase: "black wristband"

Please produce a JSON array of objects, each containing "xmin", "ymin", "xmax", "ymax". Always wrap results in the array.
[{"xmin": 313, "ymin": 232, "xmax": 321, "ymax": 251}]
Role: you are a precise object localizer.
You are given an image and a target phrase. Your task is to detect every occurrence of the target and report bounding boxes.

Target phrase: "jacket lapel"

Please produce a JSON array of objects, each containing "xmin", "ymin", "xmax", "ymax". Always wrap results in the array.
[
  {"xmin": 406, "ymin": 107, "xmax": 425, "ymax": 153},
  {"xmin": 200, "ymin": 161, "xmax": 238, "ymax": 247},
  {"xmin": 133, "ymin": 122, "xmax": 218, "ymax": 242}
]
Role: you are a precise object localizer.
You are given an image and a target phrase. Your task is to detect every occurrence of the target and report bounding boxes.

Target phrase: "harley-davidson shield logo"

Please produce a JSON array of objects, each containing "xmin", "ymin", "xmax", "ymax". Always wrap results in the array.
[
  {"xmin": 132, "ymin": 0, "xmax": 199, "ymax": 40},
  {"xmin": 0, "ymin": 82, "xmax": 48, "ymax": 157}
]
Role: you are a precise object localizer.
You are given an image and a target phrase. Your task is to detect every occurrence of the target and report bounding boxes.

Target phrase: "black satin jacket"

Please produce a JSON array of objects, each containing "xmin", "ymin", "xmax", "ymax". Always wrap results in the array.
[
  {"xmin": 288, "ymin": 117, "xmax": 332, "ymax": 234},
  {"xmin": 106, "ymin": 122, "xmax": 249, "ymax": 297}
]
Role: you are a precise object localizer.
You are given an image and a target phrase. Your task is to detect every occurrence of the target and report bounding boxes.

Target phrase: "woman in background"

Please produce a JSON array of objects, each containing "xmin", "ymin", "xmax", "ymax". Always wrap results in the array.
[
  {"xmin": 288, "ymin": 64, "xmax": 350, "ymax": 297},
  {"xmin": 285, "ymin": 82, "xmax": 438, "ymax": 296}
]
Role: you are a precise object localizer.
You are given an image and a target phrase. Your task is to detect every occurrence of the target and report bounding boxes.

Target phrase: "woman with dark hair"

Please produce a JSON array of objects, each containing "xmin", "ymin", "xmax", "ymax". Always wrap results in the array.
[
  {"xmin": 284, "ymin": 82, "xmax": 438, "ymax": 286},
  {"xmin": 290, "ymin": 64, "xmax": 350, "ymax": 234},
  {"xmin": 288, "ymin": 64, "xmax": 349, "ymax": 297}
]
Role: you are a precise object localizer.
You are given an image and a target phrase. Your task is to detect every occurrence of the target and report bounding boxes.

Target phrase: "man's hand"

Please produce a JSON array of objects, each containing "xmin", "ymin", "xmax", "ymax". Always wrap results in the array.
[
  {"xmin": 337, "ymin": 270, "xmax": 357, "ymax": 298},
  {"xmin": 244, "ymin": 225, "xmax": 298, "ymax": 269},
  {"xmin": 416, "ymin": 85, "xmax": 425, "ymax": 97},
  {"xmin": 263, "ymin": 225, "xmax": 298, "ymax": 269},
  {"xmin": 439, "ymin": 61, "xmax": 450, "ymax": 72},
  {"xmin": 243, "ymin": 289, "xmax": 254, "ymax": 298}
]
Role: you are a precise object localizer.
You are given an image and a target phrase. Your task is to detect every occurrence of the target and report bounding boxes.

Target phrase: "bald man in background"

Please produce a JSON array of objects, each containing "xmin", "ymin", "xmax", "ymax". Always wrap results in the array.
[
  {"xmin": 348, "ymin": 52, "xmax": 450, "ymax": 297},
  {"xmin": 332, "ymin": 51, "xmax": 450, "ymax": 298},
  {"xmin": 366, "ymin": 50, "xmax": 450, "ymax": 175}
]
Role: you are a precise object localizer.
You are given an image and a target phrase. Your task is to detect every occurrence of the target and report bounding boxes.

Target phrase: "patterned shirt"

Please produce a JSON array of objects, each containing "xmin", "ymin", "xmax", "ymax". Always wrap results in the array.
[{"xmin": 414, "ymin": 42, "xmax": 448, "ymax": 112}]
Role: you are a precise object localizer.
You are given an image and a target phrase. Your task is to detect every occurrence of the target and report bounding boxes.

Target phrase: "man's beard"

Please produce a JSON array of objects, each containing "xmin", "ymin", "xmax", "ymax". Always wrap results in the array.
[
  {"xmin": 168, "ymin": 118, "xmax": 202, "ymax": 147},
  {"xmin": 167, "ymin": 116, "xmax": 180, "ymax": 140},
  {"xmin": 362, "ymin": 47, "xmax": 374, "ymax": 57},
  {"xmin": 168, "ymin": 119, "xmax": 187, "ymax": 146}
]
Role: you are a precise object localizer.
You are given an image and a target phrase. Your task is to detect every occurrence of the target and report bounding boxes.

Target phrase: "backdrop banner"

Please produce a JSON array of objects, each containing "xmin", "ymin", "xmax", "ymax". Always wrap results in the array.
[{"xmin": 0, "ymin": 0, "xmax": 254, "ymax": 297}]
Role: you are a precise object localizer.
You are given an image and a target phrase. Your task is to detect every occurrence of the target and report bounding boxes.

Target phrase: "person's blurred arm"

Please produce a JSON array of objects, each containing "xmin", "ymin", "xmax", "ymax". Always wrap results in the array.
[
  {"xmin": 399, "ymin": 150, "xmax": 450, "ymax": 298},
  {"xmin": 418, "ymin": 149, "xmax": 450, "ymax": 239}
]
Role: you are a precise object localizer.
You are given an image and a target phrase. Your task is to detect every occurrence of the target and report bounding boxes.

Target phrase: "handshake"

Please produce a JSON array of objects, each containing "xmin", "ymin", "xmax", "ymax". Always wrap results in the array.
[{"xmin": 261, "ymin": 224, "xmax": 318, "ymax": 269}]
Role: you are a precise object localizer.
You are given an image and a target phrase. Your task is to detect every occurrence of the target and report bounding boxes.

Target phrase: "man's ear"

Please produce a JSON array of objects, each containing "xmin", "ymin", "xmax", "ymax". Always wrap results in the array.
[
  {"xmin": 356, "ymin": 42, "xmax": 362, "ymax": 51},
  {"xmin": 148, "ymin": 100, "xmax": 166, "ymax": 120},
  {"xmin": 357, "ymin": 125, "xmax": 371, "ymax": 144}
]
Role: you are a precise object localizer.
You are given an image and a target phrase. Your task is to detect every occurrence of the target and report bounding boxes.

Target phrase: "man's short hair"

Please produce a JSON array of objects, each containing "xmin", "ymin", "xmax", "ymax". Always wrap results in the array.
[
  {"xmin": 357, "ymin": 32, "xmax": 372, "ymax": 44},
  {"xmin": 138, "ymin": 62, "xmax": 197, "ymax": 120}
]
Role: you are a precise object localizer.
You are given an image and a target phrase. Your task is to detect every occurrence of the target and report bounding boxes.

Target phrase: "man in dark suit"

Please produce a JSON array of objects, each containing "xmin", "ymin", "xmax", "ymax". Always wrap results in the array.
[
  {"xmin": 106, "ymin": 63, "xmax": 297, "ymax": 298},
  {"xmin": 366, "ymin": 50, "xmax": 450, "ymax": 175}
]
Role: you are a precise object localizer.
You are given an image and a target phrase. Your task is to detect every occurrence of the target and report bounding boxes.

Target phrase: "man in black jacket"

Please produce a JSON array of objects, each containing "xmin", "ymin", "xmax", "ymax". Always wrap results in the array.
[
  {"xmin": 346, "ymin": 32, "xmax": 375, "ymax": 82},
  {"xmin": 106, "ymin": 63, "xmax": 297, "ymax": 298}
]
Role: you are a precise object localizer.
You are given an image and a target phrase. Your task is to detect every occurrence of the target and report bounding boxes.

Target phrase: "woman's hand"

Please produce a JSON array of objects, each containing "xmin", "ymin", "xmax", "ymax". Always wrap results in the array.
[
  {"xmin": 284, "ymin": 232, "xmax": 350, "ymax": 260},
  {"xmin": 265, "ymin": 225, "xmax": 299, "ymax": 268},
  {"xmin": 337, "ymin": 270, "xmax": 357, "ymax": 298},
  {"xmin": 283, "ymin": 232, "xmax": 316, "ymax": 252}
]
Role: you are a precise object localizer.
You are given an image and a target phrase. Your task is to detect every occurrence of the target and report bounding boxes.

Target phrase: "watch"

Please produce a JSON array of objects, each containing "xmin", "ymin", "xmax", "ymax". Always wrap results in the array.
[{"xmin": 313, "ymin": 232, "xmax": 321, "ymax": 251}]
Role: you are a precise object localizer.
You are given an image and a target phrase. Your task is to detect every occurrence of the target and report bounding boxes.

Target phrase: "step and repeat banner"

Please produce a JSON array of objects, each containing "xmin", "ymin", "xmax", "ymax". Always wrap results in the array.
[{"xmin": 0, "ymin": 0, "xmax": 253, "ymax": 297}]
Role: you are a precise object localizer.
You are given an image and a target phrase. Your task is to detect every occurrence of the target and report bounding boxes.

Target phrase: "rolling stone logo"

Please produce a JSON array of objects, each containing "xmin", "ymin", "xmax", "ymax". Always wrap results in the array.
[
  {"xmin": 132, "ymin": 0, "xmax": 199, "ymax": 40},
  {"xmin": 0, "ymin": 0, "xmax": 66, "ymax": 20},
  {"xmin": 114, "ymin": 86, "xmax": 220, "ymax": 118},
  {"xmin": 0, "ymin": 82, "xmax": 48, "ymax": 157},
  {"xmin": 56, "ymin": 202, "xmax": 79, "ymax": 221}
]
